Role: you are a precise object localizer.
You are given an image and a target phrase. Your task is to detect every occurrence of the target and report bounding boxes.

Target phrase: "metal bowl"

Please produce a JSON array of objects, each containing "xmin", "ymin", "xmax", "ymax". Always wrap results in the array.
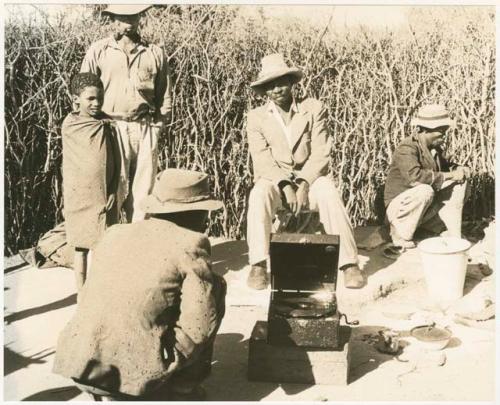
[{"xmin": 410, "ymin": 325, "xmax": 452, "ymax": 351}]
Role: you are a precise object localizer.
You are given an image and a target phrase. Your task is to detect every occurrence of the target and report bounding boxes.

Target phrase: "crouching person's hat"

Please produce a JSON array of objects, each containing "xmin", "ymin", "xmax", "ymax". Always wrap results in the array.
[
  {"xmin": 102, "ymin": 4, "xmax": 152, "ymax": 16},
  {"xmin": 140, "ymin": 169, "xmax": 223, "ymax": 214},
  {"xmin": 411, "ymin": 104, "xmax": 455, "ymax": 129}
]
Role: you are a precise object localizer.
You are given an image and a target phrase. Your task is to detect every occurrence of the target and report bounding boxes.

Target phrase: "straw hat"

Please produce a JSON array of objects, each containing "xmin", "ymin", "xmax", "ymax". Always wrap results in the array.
[
  {"xmin": 250, "ymin": 53, "xmax": 303, "ymax": 92},
  {"xmin": 140, "ymin": 169, "xmax": 223, "ymax": 214},
  {"xmin": 102, "ymin": 5, "xmax": 152, "ymax": 16},
  {"xmin": 411, "ymin": 104, "xmax": 455, "ymax": 129}
]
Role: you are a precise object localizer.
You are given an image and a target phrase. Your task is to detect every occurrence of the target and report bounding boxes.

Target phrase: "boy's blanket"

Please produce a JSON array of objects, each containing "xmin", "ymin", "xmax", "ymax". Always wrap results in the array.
[{"xmin": 62, "ymin": 113, "xmax": 119, "ymax": 249}]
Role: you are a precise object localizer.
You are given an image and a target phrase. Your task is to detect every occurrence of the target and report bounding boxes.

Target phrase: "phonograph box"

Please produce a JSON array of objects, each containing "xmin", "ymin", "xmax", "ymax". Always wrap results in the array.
[{"xmin": 267, "ymin": 233, "xmax": 341, "ymax": 349}]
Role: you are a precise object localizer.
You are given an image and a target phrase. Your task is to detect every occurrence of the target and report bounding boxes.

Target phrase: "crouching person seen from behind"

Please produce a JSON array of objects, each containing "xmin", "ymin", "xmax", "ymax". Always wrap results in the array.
[
  {"xmin": 383, "ymin": 104, "xmax": 471, "ymax": 259},
  {"xmin": 53, "ymin": 169, "xmax": 226, "ymax": 401}
]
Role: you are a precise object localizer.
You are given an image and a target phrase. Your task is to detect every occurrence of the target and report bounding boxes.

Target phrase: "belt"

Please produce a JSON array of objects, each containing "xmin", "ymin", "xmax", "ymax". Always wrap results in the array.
[{"xmin": 106, "ymin": 110, "xmax": 153, "ymax": 122}]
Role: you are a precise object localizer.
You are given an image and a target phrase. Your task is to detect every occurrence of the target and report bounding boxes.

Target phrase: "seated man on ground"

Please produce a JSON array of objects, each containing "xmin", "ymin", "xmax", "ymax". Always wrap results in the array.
[
  {"xmin": 52, "ymin": 169, "xmax": 226, "ymax": 401},
  {"xmin": 245, "ymin": 53, "xmax": 363, "ymax": 290},
  {"xmin": 383, "ymin": 104, "xmax": 471, "ymax": 258}
]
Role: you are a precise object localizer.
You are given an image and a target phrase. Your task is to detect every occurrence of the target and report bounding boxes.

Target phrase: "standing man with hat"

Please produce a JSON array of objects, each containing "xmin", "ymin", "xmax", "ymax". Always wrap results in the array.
[
  {"xmin": 81, "ymin": 5, "xmax": 172, "ymax": 222},
  {"xmin": 383, "ymin": 104, "xmax": 471, "ymax": 258},
  {"xmin": 53, "ymin": 169, "xmax": 226, "ymax": 401},
  {"xmin": 245, "ymin": 53, "xmax": 363, "ymax": 290}
]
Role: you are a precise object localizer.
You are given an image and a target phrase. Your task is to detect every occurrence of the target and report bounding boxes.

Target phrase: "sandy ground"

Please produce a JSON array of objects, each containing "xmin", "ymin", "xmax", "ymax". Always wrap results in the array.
[{"xmin": 3, "ymin": 229, "xmax": 496, "ymax": 401}]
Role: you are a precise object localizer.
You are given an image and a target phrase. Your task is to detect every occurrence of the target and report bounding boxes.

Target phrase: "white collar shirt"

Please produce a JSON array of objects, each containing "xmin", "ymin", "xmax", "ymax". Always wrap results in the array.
[{"xmin": 267, "ymin": 99, "xmax": 299, "ymax": 150}]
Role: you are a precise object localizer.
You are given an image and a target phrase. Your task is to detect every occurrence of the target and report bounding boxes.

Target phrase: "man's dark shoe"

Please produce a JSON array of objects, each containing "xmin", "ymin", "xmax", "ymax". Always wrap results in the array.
[
  {"xmin": 247, "ymin": 262, "xmax": 268, "ymax": 290},
  {"xmin": 342, "ymin": 265, "xmax": 365, "ymax": 289}
]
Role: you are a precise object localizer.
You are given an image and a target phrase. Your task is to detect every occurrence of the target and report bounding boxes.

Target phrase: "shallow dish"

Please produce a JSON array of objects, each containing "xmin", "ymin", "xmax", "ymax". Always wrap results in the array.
[{"xmin": 410, "ymin": 325, "xmax": 452, "ymax": 351}]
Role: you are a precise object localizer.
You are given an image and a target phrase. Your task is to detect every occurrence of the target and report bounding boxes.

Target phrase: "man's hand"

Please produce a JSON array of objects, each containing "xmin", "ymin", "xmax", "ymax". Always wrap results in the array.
[
  {"xmin": 450, "ymin": 167, "xmax": 466, "ymax": 183},
  {"xmin": 295, "ymin": 180, "xmax": 309, "ymax": 216},
  {"xmin": 158, "ymin": 111, "xmax": 172, "ymax": 126},
  {"xmin": 282, "ymin": 184, "xmax": 298, "ymax": 214},
  {"xmin": 106, "ymin": 193, "xmax": 116, "ymax": 211},
  {"xmin": 163, "ymin": 346, "xmax": 183, "ymax": 373},
  {"xmin": 456, "ymin": 166, "xmax": 472, "ymax": 180},
  {"xmin": 129, "ymin": 104, "xmax": 151, "ymax": 121}
]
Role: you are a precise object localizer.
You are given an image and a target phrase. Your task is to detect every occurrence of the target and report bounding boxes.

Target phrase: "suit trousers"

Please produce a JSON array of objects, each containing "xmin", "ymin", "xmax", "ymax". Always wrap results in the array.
[
  {"xmin": 114, "ymin": 120, "xmax": 160, "ymax": 223},
  {"xmin": 246, "ymin": 177, "xmax": 359, "ymax": 269},
  {"xmin": 386, "ymin": 180, "xmax": 468, "ymax": 243}
]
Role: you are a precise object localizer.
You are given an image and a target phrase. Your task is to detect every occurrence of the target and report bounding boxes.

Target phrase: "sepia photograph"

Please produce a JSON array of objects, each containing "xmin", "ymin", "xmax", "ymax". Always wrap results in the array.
[{"xmin": 2, "ymin": 2, "xmax": 496, "ymax": 402}]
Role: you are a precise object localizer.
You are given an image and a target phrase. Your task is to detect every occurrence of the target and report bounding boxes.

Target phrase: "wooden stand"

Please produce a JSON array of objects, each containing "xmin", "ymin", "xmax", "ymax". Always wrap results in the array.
[{"xmin": 248, "ymin": 321, "xmax": 351, "ymax": 385}]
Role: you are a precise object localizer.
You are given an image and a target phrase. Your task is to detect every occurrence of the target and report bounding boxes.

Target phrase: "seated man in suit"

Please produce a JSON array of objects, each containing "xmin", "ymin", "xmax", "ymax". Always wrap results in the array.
[
  {"xmin": 383, "ymin": 104, "xmax": 471, "ymax": 258},
  {"xmin": 53, "ymin": 169, "xmax": 226, "ymax": 401},
  {"xmin": 245, "ymin": 53, "xmax": 363, "ymax": 290}
]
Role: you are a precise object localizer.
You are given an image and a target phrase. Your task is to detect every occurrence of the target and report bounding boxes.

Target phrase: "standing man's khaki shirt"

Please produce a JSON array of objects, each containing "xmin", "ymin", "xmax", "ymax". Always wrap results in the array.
[{"xmin": 81, "ymin": 36, "xmax": 172, "ymax": 118}]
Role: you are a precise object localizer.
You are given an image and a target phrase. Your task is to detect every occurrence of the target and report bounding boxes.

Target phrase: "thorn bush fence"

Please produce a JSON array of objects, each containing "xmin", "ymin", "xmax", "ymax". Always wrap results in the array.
[{"xmin": 4, "ymin": 5, "xmax": 495, "ymax": 255}]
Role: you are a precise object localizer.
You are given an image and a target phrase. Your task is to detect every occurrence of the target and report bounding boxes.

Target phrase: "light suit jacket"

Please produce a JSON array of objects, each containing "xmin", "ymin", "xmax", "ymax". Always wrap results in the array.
[{"xmin": 246, "ymin": 97, "xmax": 332, "ymax": 186}]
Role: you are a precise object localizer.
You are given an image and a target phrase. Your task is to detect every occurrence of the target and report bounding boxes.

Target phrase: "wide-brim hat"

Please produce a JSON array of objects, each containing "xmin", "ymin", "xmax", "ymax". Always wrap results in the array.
[
  {"xmin": 411, "ymin": 104, "xmax": 455, "ymax": 129},
  {"xmin": 102, "ymin": 5, "xmax": 152, "ymax": 16},
  {"xmin": 250, "ymin": 53, "xmax": 303, "ymax": 93},
  {"xmin": 140, "ymin": 169, "xmax": 223, "ymax": 214}
]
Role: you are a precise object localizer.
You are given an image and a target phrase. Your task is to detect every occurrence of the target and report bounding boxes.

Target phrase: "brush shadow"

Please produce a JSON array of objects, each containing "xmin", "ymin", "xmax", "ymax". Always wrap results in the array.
[
  {"xmin": 4, "ymin": 346, "xmax": 55, "ymax": 376},
  {"xmin": 4, "ymin": 294, "xmax": 77, "ymax": 325},
  {"xmin": 21, "ymin": 386, "xmax": 81, "ymax": 401}
]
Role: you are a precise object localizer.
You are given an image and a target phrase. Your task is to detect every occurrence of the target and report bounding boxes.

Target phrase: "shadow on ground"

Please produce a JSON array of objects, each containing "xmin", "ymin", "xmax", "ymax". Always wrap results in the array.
[
  {"xmin": 21, "ymin": 386, "xmax": 81, "ymax": 401},
  {"xmin": 4, "ymin": 346, "xmax": 55, "ymax": 376},
  {"xmin": 349, "ymin": 325, "xmax": 399, "ymax": 383},
  {"xmin": 463, "ymin": 264, "xmax": 487, "ymax": 295},
  {"xmin": 354, "ymin": 225, "xmax": 397, "ymax": 282},
  {"xmin": 212, "ymin": 241, "xmax": 248, "ymax": 277},
  {"xmin": 359, "ymin": 246, "xmax": 399, "ymax": 280},
  {"xmin": 207, "ymin": 332, "xmax": 315, "ymax": 400},
  {"xmin": 5, "ymin": 294, "xmax": 77, "ymax": 325},
  {"xmin": 4, "ymin": 261, "xmax": 29, "ymax": 275},
  {"xmin": 208, "ymin": 327, "xmax": 404, "ymax": 400}
]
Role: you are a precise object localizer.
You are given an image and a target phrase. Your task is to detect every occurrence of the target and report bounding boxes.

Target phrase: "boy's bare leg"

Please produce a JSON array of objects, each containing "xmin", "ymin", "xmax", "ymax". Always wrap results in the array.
[{"xmin": 74, "ymin": 248, "xmax": 88, "ymax": 294}]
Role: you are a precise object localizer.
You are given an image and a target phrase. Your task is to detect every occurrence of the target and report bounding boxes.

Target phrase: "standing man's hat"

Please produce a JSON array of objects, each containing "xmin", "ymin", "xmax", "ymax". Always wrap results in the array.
[
  {"xmin": 102, "ymin": 5, "xmax": 152, "ymax": 16},
  {"xmin": 140, "ymin": 169, "xmax": 223, "ymax": 214},
  {"xmin": 411, "ymin": 104, "xmax": 455, "ymax": 129},
  {"xmin": 250, "ymin": 53, "xmax": 303, "ymax": 92}
]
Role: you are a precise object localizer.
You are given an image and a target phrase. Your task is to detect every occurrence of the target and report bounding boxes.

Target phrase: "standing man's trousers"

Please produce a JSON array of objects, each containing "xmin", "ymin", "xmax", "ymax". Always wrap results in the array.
[
  {"xmin": 386, "ymin": 180, "xmax": 469, "ymax": 244},
  {"xmin": 115, "ymin": 119, "xmax": 160, "ymax": 223},
  {"xmin": 246, "ymin": 176, "xmax": 359, "ymax": 269}
]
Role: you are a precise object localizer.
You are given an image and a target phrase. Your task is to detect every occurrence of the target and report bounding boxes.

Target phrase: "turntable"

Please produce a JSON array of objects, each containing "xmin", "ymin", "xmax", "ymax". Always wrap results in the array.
[{"xmin": 267, "ymin": 233, "xmax": 341, "ymax": 348}]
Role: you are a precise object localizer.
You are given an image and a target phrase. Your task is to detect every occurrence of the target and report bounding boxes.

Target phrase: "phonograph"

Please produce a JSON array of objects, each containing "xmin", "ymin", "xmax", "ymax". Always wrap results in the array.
[
  {"xmin": 248, "ymin": 232, "xmax": 352, "ymax": 385},
  {"xmin": 267, "ymin": 233, "xmax": 341, "ymax": 348}
]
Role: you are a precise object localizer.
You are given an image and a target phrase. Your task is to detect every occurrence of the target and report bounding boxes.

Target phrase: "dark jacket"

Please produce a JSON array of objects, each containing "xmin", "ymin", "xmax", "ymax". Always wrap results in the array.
[
  {"xmin": 384, "ymin": 134, "xmax": 457, "ymax": 207},
  {"xmin": 53, "ymin": 219, "xmax": 226, "ymax": 396}
]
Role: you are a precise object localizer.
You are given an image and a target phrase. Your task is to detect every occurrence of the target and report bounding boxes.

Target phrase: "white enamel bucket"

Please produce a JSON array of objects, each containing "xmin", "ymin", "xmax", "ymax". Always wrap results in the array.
[{"xmin": 418, "ymin": 237, "xmax": 471, "ymax": 305}]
